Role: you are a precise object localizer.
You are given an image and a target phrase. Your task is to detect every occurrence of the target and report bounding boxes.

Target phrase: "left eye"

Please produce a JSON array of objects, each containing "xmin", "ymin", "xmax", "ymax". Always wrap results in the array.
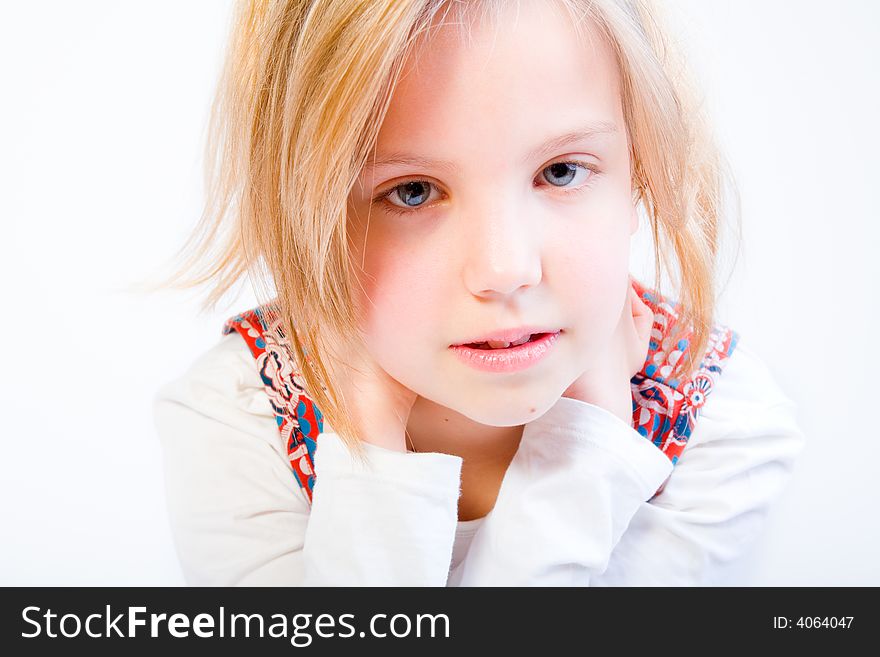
[
  {"xmin": 539, "ymin": 161, "xmax": 593, "ymax": 187},
  {"xmin": 382, "ymin": 180, "xmax": 440, "ymax": 210}
]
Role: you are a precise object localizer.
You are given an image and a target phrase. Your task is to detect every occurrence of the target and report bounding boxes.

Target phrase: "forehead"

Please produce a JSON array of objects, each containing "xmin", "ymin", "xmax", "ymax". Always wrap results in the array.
[{"xmin": 369, "ymin": 0, "xmax": 624, "ymax": 168}]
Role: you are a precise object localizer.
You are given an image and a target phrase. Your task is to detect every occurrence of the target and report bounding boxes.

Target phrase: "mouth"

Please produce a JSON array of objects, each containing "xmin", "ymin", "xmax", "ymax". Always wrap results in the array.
[
  {"xmin": 452, "ymin": 325, "xmax": 563, "ymax": 349},
  {"xmin": 461, "ymin": 332, "xmax": 554, "ymax": 350},
  {"xmin": 449, "ymin": 331, "xmax": 562, "ymax": 373}
]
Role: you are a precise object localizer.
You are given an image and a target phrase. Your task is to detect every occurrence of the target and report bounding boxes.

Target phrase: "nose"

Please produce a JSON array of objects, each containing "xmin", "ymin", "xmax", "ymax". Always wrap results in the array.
[{"xmin": 461, "ymin": 194, "xmax": 543, "ymax": 298}]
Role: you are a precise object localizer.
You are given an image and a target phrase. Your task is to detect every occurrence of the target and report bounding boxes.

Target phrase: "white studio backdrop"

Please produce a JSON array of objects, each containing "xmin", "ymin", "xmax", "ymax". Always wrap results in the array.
[{"xmin": 1, "ymin": 0, "xmax": 877, "ymax": 585}]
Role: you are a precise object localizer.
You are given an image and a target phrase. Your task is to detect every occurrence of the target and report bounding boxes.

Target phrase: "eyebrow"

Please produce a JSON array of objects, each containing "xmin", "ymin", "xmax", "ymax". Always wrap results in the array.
[{"xmin": 363, "ymin": 120, "xmax": 620, "ymax": 175}]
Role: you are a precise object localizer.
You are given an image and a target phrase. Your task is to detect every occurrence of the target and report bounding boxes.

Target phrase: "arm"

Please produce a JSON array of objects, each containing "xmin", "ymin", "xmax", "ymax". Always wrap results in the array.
[
  {"xmin": 152, "ymin": 333, "xmax": 463, "ymax": 586},
  {"xmin": 592, "ymin": 340, "xmax": 805, "ymax": 586},
  {"xmin": 456, "ymin": 395, "xmax": 674, "ymax": 586},
  {"xmin": 457, "ymin": 339, "xmax": 804, "ymax": 586}
]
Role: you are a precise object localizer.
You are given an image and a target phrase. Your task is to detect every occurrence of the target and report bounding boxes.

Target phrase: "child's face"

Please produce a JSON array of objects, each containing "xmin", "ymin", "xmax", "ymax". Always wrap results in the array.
[{"xmin": 347, "ymin": 0, "xmax": 637, "ymax": 427}]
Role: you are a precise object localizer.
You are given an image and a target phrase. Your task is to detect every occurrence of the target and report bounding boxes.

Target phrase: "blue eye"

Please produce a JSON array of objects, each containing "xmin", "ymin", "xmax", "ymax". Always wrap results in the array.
[
  {"xmin": 373, "ymin": 180, "xmax": 441, "ymax": 214},
  {"xmin": 389, "ymin": 181, "xmax": 434, "ymax": 208},
  {"xmin": 541, "ymin": 162, "xmax": 596, "ymax": 187}
]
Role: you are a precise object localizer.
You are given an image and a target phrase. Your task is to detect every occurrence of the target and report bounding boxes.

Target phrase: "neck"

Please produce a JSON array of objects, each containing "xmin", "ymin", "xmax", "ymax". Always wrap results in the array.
[{"xmin": 405, "ymin": 395, "xmax": 524, "ymax": 465}]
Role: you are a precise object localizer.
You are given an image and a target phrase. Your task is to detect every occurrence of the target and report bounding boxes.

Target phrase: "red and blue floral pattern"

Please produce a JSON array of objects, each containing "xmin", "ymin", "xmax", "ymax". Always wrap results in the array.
[
  {"xmin": 223, "ymin": 280, "xmax": 738, "ymax": 504},
  {"xmin": 629, "ymin": 278, "xmax": 739, "ymax": 469},
  {"xmin": 222, "ymin": 306, "xmax": 321, "ymax": 497}
]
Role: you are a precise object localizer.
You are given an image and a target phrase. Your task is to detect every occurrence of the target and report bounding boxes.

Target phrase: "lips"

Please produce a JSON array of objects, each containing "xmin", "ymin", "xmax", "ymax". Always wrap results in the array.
[
  {"xmin": 453, "ymin": 326, "xmax": 560, "ymax": 348},
  {"xmin": 450, "ymin": 331, "xmax": 561, "ymax": 373},
  {"xmin": 467, "ymin": 334, "xmax": 542, "ymax": 349}
]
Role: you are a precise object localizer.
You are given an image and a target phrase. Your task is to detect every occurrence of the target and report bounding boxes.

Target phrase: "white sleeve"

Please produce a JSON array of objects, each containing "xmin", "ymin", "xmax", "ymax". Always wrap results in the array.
[
  {"xmin": 592, "ymin": 339, "xmax": 805, "ymax": 586},
  {"xmin": 456, "ymin": 394, "xmax": 675, "ymax": 586},
  {"xmin": 456, "ymin": 339, "xmax": 804, "ymax": 587},
  {"xmin": 152, "ymin": 333, "xmax": 463, "ymax": 587}
]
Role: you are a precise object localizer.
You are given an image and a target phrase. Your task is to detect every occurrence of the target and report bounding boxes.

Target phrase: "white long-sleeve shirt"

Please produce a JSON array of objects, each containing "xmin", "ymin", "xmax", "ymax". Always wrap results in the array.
[{"xmin": 152, "ymin": 331, "xmax": 804, "ymax": 586}]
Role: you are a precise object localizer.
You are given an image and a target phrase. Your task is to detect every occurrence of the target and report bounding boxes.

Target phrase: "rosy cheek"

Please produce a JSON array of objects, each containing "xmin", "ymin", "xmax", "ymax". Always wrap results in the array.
[
  {"xmin": 359, "ymin": 248, "xmax": 438, "ymax": 340},
  {"xmin": 551, "ymin": 229, "xmax": 629, "ymax": 337}
]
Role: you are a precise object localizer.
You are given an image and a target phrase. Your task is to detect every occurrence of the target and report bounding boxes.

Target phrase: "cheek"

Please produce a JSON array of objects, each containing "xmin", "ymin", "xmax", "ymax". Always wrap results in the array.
[
  {"xmin": 548, "ymin": 196, "xmax": 633, "ymax": 338},
  {"xmin": 352, "ymin": 232, "xmax": 447, "ymax": 362},
  {"xmin": 561, "ymin": 248, "xmax": 625, "ymax": 334}
]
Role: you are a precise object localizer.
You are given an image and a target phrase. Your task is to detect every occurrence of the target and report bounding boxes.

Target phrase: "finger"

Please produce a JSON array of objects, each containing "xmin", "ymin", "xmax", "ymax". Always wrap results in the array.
[
  {"xmin": 623, "ymin": 283, "xmax": 641, "ymax": 330},
  {"xmin": 629, "ymin": 285, "xmax": 652, "ymax": 331},
  {"xmin": 617, "ymin": 281, "xmax": 637, "ymax": 340},
  {"xmin": 626, "ymin": 285, "xmax": 654, "ymax": 375},
  {"xmin": 619, "ymin": 278, "xmax": 638, "ymax": 326}
]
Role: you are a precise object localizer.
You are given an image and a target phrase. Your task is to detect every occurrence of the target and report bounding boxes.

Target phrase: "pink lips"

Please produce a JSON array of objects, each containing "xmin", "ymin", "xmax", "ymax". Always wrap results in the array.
[
  {"xmin": 449, "ymin": 331, "xmax": 562, "ymax": 373},
  {"xmin": 453, "ymin": 325, "xmax": 558, "ymax": 346}
]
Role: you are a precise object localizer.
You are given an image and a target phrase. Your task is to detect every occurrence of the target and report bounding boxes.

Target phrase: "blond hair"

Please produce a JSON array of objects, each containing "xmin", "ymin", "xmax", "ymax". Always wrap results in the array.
[{"xmin": 144, "ymin": 0, "xmax": 740, "ymax": 457}]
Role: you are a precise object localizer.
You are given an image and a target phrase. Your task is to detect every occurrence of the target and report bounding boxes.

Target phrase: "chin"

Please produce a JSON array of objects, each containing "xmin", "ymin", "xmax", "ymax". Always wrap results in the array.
[{"xmin": 453, "ymin": 392, "xmax": 561, "ymax": 427}]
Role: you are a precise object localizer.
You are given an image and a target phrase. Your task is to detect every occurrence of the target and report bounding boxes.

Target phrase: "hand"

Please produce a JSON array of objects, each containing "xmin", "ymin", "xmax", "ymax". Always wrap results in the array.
[
  {"xmin": 323, "ymin": 327, "xmax": 418, "ymax": 453},
  {"xmin": 562, "ymin": 278, "xmax": 654, "ymax": 425}
]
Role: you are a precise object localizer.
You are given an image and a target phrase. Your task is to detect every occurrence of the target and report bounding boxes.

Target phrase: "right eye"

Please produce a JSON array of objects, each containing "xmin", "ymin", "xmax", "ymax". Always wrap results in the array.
[{"xmin": 373, "ymin": 180, "xmax": 443, "ymax": 214}]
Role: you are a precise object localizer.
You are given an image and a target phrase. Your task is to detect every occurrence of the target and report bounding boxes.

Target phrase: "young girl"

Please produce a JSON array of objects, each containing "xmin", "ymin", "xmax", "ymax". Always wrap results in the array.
[{"xmin": 152, "ymin": 0, "xmax": 804, "ymax": 586}]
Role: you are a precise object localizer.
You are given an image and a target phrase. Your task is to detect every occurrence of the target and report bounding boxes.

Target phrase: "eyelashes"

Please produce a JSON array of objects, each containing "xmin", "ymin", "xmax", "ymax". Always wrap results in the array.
[
  {"xmin": 370, "ymin": 159, "xmax": 601, "ymax": 217},
  {"xmin": 373, "ymin": 180, "xmax": 442, "ymax": 215}
]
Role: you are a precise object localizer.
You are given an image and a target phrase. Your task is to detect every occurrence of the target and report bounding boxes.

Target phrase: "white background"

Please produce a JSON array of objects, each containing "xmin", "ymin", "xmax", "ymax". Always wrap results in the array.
[{"xmin": 1, "ymin": 0, "xmax": 877, "ymax": 585}]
